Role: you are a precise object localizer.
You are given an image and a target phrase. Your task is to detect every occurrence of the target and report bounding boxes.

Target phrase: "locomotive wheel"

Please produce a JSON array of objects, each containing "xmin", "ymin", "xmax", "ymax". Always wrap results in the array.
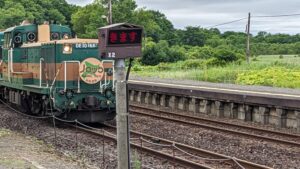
[
  {"xmin": 30, "ymin": 97, "xmax": 42, "ymax": 115},
  {"xmin": 42, "ymin": 99, "xmax": 51, "ymax": 116},
  {"xmin": 21, "ymin": 95, "xmax": 31, "ymax": 114}
]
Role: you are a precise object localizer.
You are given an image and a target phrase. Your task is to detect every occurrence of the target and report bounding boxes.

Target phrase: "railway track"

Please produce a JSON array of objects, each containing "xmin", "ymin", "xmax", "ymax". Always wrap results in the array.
[
  {"xmin": 130, "ymin": 104, "xmax": 300, "ymax": 147},
  {"xmin": 0, "ymin": 98, "xmax": 285, "ymax": 168},
  {"xmin": 72, "ymin": 123, "xmax": 271, "ymax": 169}
]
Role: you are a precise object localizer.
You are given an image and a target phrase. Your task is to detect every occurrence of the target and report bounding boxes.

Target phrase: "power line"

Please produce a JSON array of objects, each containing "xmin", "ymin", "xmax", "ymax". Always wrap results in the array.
[
  {"xmin": 253, "ymin": 13, "xmax": 300, "ymax": 18},
  {"xmin": 205, "ymin": 13, "xmax": 300, "ymax": 29},
  {"xmin": 205, "ymin": 17, "xmax": 247, "ymax": 29}
]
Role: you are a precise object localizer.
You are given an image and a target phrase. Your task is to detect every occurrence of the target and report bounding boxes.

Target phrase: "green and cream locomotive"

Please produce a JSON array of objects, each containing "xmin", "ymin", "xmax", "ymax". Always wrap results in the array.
[{"xmin": 0, "ymin": 21, "xmax": 116, "ymax": 123}]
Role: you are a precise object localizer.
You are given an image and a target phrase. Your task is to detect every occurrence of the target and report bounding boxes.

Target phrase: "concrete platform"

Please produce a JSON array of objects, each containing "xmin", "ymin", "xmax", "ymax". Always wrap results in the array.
[{"xmin": 128, "ymin": 78, "xmax": 300, "ymax": 130}]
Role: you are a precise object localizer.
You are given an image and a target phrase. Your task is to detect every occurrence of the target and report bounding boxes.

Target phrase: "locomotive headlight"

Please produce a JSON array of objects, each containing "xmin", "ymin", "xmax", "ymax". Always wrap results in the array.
[
  {"xmin": 107, "ymin": 68, "xmax": 113, "ymax": 76},
  {"xmin": 63, "ymin": 44, "xmax": 72, "ymax": 54},
  {"xmin": 66, "ymin": 90, "xmax": 74, "ymax": 99},
  {"xmin": 63, "ymin": 33, "xmax": 69, "ymax": 39},
  {"xmin": 105, "ymin": 90, "xmax": 113, "ymax": 98}
]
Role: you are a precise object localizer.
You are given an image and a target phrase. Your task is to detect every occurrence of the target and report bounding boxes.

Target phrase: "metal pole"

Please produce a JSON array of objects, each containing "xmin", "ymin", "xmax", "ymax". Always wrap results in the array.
[
  {"xmin": 108, "ymin": 0, "xmax": 112, "ymax": 25},
  {"xmin": 246, "ymin": 12, "xmax": 251, "ymax": 64},
  {"xmin": 115, "ymin": 59, "xmax": 130, "ymax": 169}
]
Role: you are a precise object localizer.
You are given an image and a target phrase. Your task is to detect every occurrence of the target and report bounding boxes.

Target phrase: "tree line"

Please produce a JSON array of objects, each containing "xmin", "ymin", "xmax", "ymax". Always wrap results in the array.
[{"xmin": 1, "ymin": 0, "xmax": 300, "ymax": 65}]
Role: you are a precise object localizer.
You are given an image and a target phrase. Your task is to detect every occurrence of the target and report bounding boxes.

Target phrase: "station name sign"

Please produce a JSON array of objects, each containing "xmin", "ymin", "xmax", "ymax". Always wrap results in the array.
[{"xmin": 99, "ymin": 23, "xmax": 143, "ymax": 59}]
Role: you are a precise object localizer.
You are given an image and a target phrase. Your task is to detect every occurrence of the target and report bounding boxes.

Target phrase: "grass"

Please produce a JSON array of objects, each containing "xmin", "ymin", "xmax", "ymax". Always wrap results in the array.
[
  {"xmin": 254, "ymin": 55, "xmax": 300, "ymax": 65},
  {"xmin": 0, "ymin": 159, "xmax": 38, "ymax": 169},
  {"xmin": 132, "ymin": 55, "xmax": 300, "ymax": 89},
  {"xmin": 0, "ymin": 129, "xmax": 10, "ymax": 137}
]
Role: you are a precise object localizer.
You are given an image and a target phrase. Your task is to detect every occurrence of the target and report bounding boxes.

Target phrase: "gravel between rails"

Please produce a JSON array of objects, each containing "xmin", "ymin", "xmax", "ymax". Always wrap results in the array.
[
  {"xmin": 126, "ymin": 112, "xmax": 300, "ymax": 169},
  {"xmin": 0, "ymin": 104, "xmax": 188, "ymax": 169},
  {"xmin": 130, "ymin": 75, "xmax": 300, "ymax": 96},
  {"xmin": 130, "ymin": 105, "xmax": 300, "ymax": 143}
]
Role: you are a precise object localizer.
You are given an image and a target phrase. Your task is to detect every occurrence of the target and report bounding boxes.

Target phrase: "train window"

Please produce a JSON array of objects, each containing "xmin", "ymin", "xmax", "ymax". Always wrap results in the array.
[
  {"xmin": 14, "ymin": 32, "xmax": 22, "ymax": 48},
  {"xmin": 51, "ymin": 32, "xmax": 60, "ymax": 40},
  {"xmin": 27, "ymin": 32, "xmax": 36, "ymax": 42},
  {"xmin": 3, "ymin": 32, "xmax": 12, "ymax": 49},
  {"xmin": 14, "ymin": 36, "xmax": 22, "ymax": 43}
]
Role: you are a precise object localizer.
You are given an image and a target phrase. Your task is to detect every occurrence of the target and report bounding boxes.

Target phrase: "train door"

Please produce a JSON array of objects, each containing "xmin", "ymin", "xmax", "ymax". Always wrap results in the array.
[{"xmin": 41, "ymin": 44, "xmax": 56, "ymax": 86}]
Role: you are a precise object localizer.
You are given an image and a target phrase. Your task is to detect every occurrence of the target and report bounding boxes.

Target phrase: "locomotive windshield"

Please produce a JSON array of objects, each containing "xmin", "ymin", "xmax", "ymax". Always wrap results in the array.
[
  {"xmin": 3, "ymin": 32, "xmax": 12, "ymax": 49},
  {"xmin": 0, "ymin": 32, "xmax": 4, "ymax": 46}
]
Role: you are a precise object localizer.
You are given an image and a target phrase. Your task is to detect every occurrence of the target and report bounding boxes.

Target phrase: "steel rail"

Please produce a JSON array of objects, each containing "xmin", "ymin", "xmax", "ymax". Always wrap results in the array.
[
  {"xmin": 105, "ymin": 125, "xmax": 271, "ymax": 169},
  {"xmin": 131, "ymin": 104, "xmax": 300, "ymax": 139},
  {"xmin": 0, "ymin": 99, "xmax": 270, "ymax": 169},
  {"xmin": 130, "ymin": 105, "xmax": 300, "ymax": 147},
  {"xmin": 71, "ymin": 124, "xmax": 213, "ymax": 169}
]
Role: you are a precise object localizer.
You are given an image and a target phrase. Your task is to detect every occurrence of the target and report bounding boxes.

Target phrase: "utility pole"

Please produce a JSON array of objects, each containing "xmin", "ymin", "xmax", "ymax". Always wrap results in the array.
[
  {"xmin": 105, "ymin": 1, "xmax": 130, "ymax": 169},
  {"xmin": 99, "ymin": 23, "xmax": 142, "ymax": 169},
  {"xmin": 115, "ymin": 59, "xmax": 131, "ymax": 169},
  {"xmin": 108, "ymin": 0, "xmax": 112, "ymax": 24},
  {"xmin": 246, "ymin": 12, "xmax": 251, "ymax": 64}
]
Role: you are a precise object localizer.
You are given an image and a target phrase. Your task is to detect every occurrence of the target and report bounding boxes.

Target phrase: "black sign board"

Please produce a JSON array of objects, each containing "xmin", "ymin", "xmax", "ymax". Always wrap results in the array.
[{"xmin": 99, "ymin": 23, "xmax": 143, "ymax": 59}]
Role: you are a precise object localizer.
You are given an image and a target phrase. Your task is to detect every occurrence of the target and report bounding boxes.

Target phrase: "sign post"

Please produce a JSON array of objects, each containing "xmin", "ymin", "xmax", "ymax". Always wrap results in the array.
[{"xmin": 99, "ymin": 23, "xmax": 143, "ymax": 169}]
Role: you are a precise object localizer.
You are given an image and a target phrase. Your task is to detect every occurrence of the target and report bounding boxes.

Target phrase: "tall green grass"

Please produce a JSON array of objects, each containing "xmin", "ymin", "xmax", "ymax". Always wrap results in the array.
[{"xmin": 132, "ymin": 55, "xmax": 300, "ymax": 88}]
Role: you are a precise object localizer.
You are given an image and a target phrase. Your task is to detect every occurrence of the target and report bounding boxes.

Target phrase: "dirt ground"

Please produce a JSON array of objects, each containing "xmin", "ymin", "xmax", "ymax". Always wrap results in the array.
[{"xmin": 0, "ymin": 128, "xmax": 86, "ymax": 169}]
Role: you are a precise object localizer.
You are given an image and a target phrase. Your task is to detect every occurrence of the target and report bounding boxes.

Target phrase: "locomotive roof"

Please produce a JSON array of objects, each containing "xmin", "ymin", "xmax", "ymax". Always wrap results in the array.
[
  {"xmin": 3, "ymin": 24, "xmax": 71, "ymax": 33},
  {"xmin": 99, "ymin": 23, "xmax": 142, "ymax": 29},
  {"xmin": 4, "ymin": 26, "xmax": 16, "ymax": 32},
  {"xmin": 21, "ymin": 38, "xmax": 98, "ymax": 48}
]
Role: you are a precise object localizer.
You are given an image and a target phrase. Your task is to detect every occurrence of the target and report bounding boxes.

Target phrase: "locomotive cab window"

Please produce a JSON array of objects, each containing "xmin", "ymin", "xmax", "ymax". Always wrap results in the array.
[
  {"xmin": 3, "ymin": 32, "xmax": 12, "ymax": 49},
  {"xmin": 27, "ymin": 32, "xmax": 36, "ymax": 42},
  {"xmin": 13, "ymin": 32, "xmax": 22, "ymax": 48},
  {"xmin": 51, "ymin": 32, "xmax": 60, "ymax": 40}
]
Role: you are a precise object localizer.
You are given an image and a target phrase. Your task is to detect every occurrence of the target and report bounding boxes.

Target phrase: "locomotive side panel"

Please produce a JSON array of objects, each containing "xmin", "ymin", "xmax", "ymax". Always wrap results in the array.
[{"xmin": 0, "ymin": 22, "xmax": 116, "ymax": 123}]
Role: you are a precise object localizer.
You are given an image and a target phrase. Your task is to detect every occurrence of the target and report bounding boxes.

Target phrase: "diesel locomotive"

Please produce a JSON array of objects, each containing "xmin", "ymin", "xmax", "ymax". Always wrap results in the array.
[{"xmin": 0, "ymin": 21, "xmax": 116, "ymax": 123}]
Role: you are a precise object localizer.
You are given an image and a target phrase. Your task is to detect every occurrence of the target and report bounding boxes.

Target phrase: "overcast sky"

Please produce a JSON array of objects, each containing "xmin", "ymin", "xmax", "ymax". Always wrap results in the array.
[{"xmin": 66, "ymin": 0, "xmax": 300, "ymax": 34}]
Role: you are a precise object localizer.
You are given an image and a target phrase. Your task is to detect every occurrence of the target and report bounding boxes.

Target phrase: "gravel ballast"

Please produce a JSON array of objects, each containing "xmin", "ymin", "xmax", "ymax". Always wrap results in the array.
[
  {"xmin": 0, "ymin": 105, "xmax": 188, "ymax": 169},
  {"xmin": 129, "ymin": 113, "xmax": 300, "ymax": 169}
]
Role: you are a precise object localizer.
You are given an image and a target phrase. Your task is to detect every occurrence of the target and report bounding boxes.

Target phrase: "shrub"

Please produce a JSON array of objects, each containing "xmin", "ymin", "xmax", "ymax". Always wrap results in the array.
[
  {"xmin": 132, "ymin": 64, "xmax": 143, "ymax": 71},
  {"xmin": 252, "ymin": 57, "xmax": 259, "ymax": 61},
  {"xmin": 157, "ymin": 62, "xmax": 172, "ymax": 71},
  {"xmin": 236, "ymin": 67, "xmax": 300, "ymax": 88},
  {"xmin": 181, "ymin": 59, "xmax": 205, "ymax": 69},
  {"xmin": 141, "ymin": 40, "xmax": 186, "ymax": 65},
  {"xmin": 279, "ymin": 55, "xmax": 283, "ymax": 59},
  {"xmin": 205, "ymin": 57, "xmax": 226, "ymax": 66},
  {"xmin": 167, "ymin": 45, "xmax": 187, "ymax": 62},
  {"xmin": 213, "ymin": 48, "xmax": 241, "ymax": 64}
]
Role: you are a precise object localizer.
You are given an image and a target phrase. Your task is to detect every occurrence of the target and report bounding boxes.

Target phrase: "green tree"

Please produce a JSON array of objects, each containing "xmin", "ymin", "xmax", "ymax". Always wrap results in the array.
[
  {"xmin": 0, "ymin": 0, "xmax": 77, "ymax": 29},
  {"xmin": 177, "ymin": 26, "xmax": 208, "ymax": 46},
  {"xmin": 0, "ymin": 1, "xmax": 26, "ymax": 29},
  {"xmin": 71, "ymin": 3, "xmax": 106, "ymax": 38},
  {"xmin": 132, "ymin": 9, "xmax": 174, "ymax": 42},
  {"xmin": 141, "ymin": 40, "xmax": 184, "ymax": 65}
]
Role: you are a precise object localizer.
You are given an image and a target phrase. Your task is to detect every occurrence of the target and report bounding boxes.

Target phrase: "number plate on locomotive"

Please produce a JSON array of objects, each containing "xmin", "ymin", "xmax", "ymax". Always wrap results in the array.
[{"xmin": 75, "ymin": 43, "xmax": 97, "ymax": 49}]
